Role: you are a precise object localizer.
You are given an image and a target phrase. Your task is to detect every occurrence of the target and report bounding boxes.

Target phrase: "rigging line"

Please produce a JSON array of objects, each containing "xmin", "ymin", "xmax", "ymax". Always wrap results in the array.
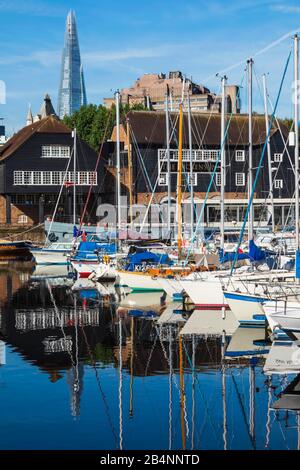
[
  {"xmin": 229, "ymin": 50, "xmax": 292, "ymax": 276},
  {"xmin": 129, "ymin": 121, "xmax": 166, "ymax": 217},
  {"xmin": 130, "ymin": 130, "xmax": 167, "ymax": 228},
  {"xmin": 269, "ymin": 101, "xmax": 295, "ymax": 174},
  {"xmin": 132, "ymin": 112, "xmax": 162, "ymax": 183},
  {"xmin": 181, "ymin": 337, "xmax": 224, "ymax": 446},
  {"xmin": 119, "ymin": 317, "xmax": 123, "ymax": 450},
  {"xmin": 183, "ymin": 104, "xmax": 237, "ymax": 264},
  {"xmin": 254, "ymin": 69, "xmax": 295, "ymax": 212},
  {"xmin": 80, "ymin": 324, "xmax": 119, "ymax": 447},
  {"xmin": 45, "ymin": 280, "xmax": 75, "ymax": 368},
  {"xmin": 230, "ymin": 371, "xmax": 255, "ymax": 450},
  {"xmin": 169, "ymin": 326, "xmax": 173, "ymax": 451},
  {"xmin": 190, "ymin": 83, "xmax": 223, "ymax": 150},
  {"xmin": 79, "ymin": 106, "xmax": 113, "ymax": 229},
  {"xmin": 203, "ymin": 31, "xmax": 294, "ymax": 83},
  {"xmin": 45, "ymin": 146, "xmax": 74, "ymax": 246}
]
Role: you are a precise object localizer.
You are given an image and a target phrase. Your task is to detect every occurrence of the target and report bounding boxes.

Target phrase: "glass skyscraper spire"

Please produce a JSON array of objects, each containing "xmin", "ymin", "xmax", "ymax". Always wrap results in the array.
[{"xmin": 58, "ymin": 10, "xmax": 87, "ymax": 118}]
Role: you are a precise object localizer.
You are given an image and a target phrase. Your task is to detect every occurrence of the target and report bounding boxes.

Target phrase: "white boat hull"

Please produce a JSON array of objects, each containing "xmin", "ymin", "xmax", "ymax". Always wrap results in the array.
[
  {"xmin": 223, "ymin": 291, "xmax": 266, "ymax": 325},
  {"xmin": 179, "ymin": 276, "xmax": 227, "ymax": 309},
  {"xmin": 32, "ymin": 249, "xmax": 71, "ymax": 265},
  {"xmin": 263, "ymin": 300, "xmax": 300, "ymax": 339},
  {"xmin": 71, "ymin": 260, "xmax": 99, "ymax": 278},
  {"xmin": 155, "ymin": 277, "xmax": 183, "ymax": 298},
  {"xmin": 115, "ymin": 271, "xmax": 164, "ymax": 292}
]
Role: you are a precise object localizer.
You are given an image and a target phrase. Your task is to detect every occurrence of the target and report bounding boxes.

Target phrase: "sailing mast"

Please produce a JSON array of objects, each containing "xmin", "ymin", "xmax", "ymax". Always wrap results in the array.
[
  {"xmin": 294, "ymin": 35, "xmax": 299, "ymax": 258},
  {"xmin": 262, "ymin": 74, "xmax": 275, "ymax": 232},
  {"xmin": 168, "ymin": 326, "xmax": 173, "ymax": 451},
  {"xmin": 179, "ymin": 335, "xmax": 186, "ymax": 450},
  {"xmin": 177, "ymin": 103, "xmax": 183, "ymax": 256},
  {"xmin": 129, "ymin": 316, "xmax": 134, "ymax": 417},
  {"xmin": 118, "ymin": 317, "xmax": 123, "ymax": 450},
  {"xmin": 221, "ymin": 330, "xmax": 227, "ymax": 450},
  {"xmin": 115, "ymin": 90, "xmax": 122, "ymax": 240},
  {"xmin": 165, "ymin": 88, "xmax": 171, "ymax": 236},
  {"xmin": 247, "ymin": 59, "xmax": 254, "ymax": 241},
  {"xmin": 126, "ymin": 119, "xmax": 134, "ymax": 231},
  {"xmin": 73, "ymin": 128, "xmax": 77, "ymax": 226},
  {"xmin": 220, "ymin": 76, "xmax": 227, "ymax": 250},
  {"xmin": 187, "ymin": 87, "xmax": 194, "ymax": 237}
]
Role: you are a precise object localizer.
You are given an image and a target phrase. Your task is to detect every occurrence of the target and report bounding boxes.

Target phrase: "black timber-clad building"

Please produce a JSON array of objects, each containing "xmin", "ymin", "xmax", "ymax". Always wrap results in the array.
[
  {"xmin": 108, "ymin": 111, "xmax": 294, "ymax": 228},
  {"xmin": 0, "ymin": 114, "xmax": 105, "ymax": 226}
]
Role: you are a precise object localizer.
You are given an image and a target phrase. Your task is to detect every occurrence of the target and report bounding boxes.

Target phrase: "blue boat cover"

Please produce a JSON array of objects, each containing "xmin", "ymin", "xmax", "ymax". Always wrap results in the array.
[
  {"xmin": 219, "ymin": 240, "xmax": 269, "ymax": 264},
  {"xmin": 219, "ymin": 249, "xmax": 249, "ymax": 264},
  {"xmin": 128, "ymin": 309, "xmax": 158, "ymax": 318},
  {"xmin": 79, "ymin": 289, "xmax": 98, "ymax": 299},
  {"xmin": 248, "ymin": 239, "xmax": 267, "ymax": 261},
  {"xmin": 74, "ymin": 241, "xmax": 116, "ymax": 260},
  {"xmin": 125, "ymin": 251, "xmax": 173, "ymax": 271}
]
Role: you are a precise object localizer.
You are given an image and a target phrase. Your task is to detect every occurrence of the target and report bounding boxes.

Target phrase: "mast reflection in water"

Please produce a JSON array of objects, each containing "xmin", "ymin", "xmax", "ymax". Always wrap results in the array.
[{"xmin": 0, "ymin": 263, "xmax": 299, "ymax": 450}]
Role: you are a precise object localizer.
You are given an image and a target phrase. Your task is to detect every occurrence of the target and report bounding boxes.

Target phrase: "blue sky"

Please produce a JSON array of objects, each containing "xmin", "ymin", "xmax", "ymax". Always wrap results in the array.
[{"xmin": 0, "ymin": 0, "xmax": 300, "ymax": 134}]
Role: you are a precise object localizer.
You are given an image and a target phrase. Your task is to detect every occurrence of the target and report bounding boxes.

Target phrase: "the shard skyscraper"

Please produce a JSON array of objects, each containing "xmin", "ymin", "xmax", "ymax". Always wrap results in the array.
[{"xmin": 58, "ymin": 10, "xmax": 87, "ymax": 119}]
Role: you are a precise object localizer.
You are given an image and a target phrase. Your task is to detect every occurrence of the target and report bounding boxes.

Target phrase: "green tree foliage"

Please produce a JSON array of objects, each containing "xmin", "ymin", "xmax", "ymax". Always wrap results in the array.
[
  {"xmin": 280, "ymin": 117, "xmax": 293, "ymax": 130},
  {"xmin": 63, "ymin": 102, "xmax": 146, "ymax": 151}
]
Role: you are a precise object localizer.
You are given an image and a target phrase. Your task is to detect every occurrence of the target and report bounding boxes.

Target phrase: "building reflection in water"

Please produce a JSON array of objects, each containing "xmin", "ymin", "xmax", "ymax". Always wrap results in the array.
[{"xmin": 0, "ymin": 264, "xmax": 299, "ymax": 449}]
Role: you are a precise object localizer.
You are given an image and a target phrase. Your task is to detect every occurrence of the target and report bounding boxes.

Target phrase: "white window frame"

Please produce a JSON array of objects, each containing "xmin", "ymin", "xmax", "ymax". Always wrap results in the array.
[
  {"xmin": 235, "ymin": 150, "xmax": 245, "ymax": 162},
  {"xmin": 14, "ymin": 171, "xmax": 23, "ymax": 185},
  {"xmin": 42, "ymin": 171, "xmax": 51, "ymax": 185},
  {"xmin": 235, "ymin": 172, "xmax": 245, "ymax": 186},
  {"xmin": 215, "ymin": 173, "xmax": 221, "ymax": 187},
  {"xmin": 18, "ymin": 214, "xmax": 28, "ymax": 224},
  {"xmin": 13, "ymin": 171, "xmax": 97, "ymax": 186},
  {"xmin": 186, "ymin": 172, "xmax": 197, "ymax": 187},
  {"xmin": 41, "ymin": 145, "xmax": 70, "ymax": 158},
  {"xmin": 158, "ymin": 173, "xmax": 168, "ymax": 186},
  {"xmin": 274, "ymin": 153, "xmax": 283, "ymax": 163},
  {"xmin": 274, "ymin": 179, "xmax": 283, "ymax": 189}
]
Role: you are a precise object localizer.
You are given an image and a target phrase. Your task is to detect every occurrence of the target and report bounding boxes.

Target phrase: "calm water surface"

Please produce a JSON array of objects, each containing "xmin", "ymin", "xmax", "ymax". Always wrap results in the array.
[{"xmin": 0, "ymin": 263, "xmax": 299, "ymax": 450}]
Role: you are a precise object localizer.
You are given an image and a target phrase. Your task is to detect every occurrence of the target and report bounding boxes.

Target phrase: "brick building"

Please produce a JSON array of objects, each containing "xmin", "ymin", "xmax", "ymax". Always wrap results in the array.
[{"xmin": 104, "ymin": 71, "xmax": 240, "ymax": 114}]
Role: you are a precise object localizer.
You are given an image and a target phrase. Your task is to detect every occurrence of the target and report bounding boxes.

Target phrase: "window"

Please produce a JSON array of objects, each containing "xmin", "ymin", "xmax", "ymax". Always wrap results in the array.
[
  {"xmin": 274, "ymin": 153, "xmax": 283, "ymax": 163},
  {"xmin": 186, "ymin": 173, "xmax": 197, "ymax": 186},
  {"xmin": 14, "ymin": 171, "xmax": 23, "ymax": 185},
  {"xmin": 216, "ymin": 173, "xmax": 221, "ymax": 186},
  {"xmin": 18, "ymin": 214, "xmax": 28, "ymax": 224},
  {"xmin": 41, "ymin": 145, "xmax": 70, "ymax": 158},
  {"xmin": 33, "ymin": 171, "xmax": 42, "ymax": 185},
  {"xmin": 88, "ymin": 172, "xmax": 97, "ymax": 186},
  {"xmin": 235, "ymin": 173, "xmax": 245, "ymax": 186},
  {"xmin": 13, "ymin": 171, "xmax": 97, "ymax": 186},
  {"xmin": 274, "ymin": 179, "xmax": 283, "ymax": 189},
  {"xmin": 235, "ymin": 150, "xmax": 245, "ymax": 162},
  {"xmin": 159, "ymin": 173, "xmax": 168, "ymax": 185},
  {"xmin": 158, "ymin": 148, "xmax": 220, "ymax": 163},
  {"xmin": 79, "ymin": 172, "xmax": 88, "ymax": 185},
  {"xmin": 23, "ymin": 171, "xmax": 32, "ymax": 185},
  {"xmin": 52, "ymin": 171, "xmax": 61, "ymax": 185},
  {"xmin": 41, "ymin": 146, "xmax": 51, "ymax": 157},
  {"xmin": 42, "ymin": 172, "xmax": 51, "ymax": 185}
]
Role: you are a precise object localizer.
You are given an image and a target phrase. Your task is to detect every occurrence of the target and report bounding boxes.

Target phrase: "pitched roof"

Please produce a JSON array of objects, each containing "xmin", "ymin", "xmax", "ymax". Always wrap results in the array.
[
  {"xmin": 0, "ymin": 115, "xmax": 71, "ymax": 161},
  {"xmin": 120, "ymin": 111, "xmax": 287, "ymax": 147},
  {"xmin": 39, "ymin": 94, "xmax": 57, "ymax": 119}
]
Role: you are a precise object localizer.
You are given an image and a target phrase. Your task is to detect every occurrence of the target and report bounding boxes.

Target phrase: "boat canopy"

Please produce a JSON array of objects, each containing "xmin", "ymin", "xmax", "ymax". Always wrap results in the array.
[
  {"xmin": 125, "ymin": 250, "xmax": 173, "ymax": 271},
  {"xmin": 74, "ymin": 241, "xmax": 116, "ymax": 260}
]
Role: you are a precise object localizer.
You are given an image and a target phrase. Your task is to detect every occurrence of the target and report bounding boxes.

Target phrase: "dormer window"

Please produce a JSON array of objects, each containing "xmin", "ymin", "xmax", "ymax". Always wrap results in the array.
[{"xmin": 41, "ymin": 145, "xmax": 70, "ymax": 158}]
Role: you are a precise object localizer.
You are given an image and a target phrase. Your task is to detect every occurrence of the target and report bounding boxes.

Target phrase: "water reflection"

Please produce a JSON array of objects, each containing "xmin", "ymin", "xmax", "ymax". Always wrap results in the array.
[{"xmin": 0, "ymin": 263, "xmax": 300, "ymax": 450}]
